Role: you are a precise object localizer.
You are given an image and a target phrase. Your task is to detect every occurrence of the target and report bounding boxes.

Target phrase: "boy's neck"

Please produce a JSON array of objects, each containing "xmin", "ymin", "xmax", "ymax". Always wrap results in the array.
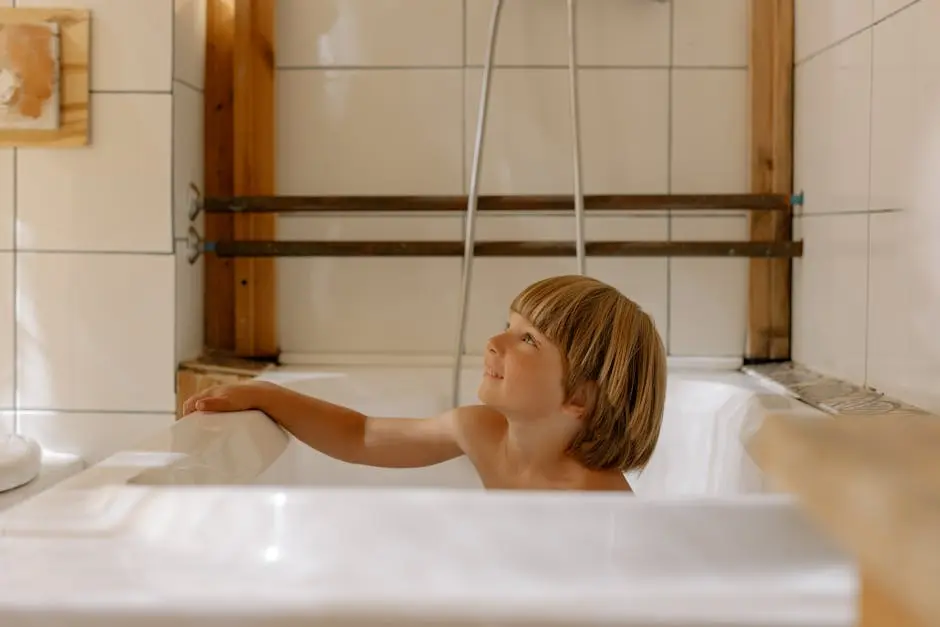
[{"xmin": 504, "ymin": 416, "xmax": 582, "ymax": 479}]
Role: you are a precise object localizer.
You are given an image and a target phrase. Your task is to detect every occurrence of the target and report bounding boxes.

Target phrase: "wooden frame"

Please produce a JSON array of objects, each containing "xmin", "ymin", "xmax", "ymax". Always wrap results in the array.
[
  {"xmin": 199, "ymin": 0, "xmax": 796, "ymax": 363},
  {"xmin": 203, "ymin": 0, "xmax": 278, "ymax": 360},
  {"xmin": 747, "ymin": 0, "xmax": 795, "ymax": 362},
  {"xmin": 0, "ymin": 7, "xmax": 89, "ymax": 148}
]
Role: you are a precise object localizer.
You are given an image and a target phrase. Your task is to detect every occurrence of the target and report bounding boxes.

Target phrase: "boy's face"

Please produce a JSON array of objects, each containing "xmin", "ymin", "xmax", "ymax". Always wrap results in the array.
[{"xmin": 477, "ymin": 311, "xmax": 570, "ymax": 420}]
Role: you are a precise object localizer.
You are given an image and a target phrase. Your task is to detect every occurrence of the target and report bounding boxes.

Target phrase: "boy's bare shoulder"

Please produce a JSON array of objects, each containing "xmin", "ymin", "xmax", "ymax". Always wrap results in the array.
[{"xmin": 444, "ymin": 404, "xmax": 508, "ymax": 452}]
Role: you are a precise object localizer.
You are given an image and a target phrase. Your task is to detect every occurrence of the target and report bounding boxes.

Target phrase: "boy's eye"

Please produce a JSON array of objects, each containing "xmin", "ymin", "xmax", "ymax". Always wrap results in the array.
[{"xmin": 522, "ymin": 333, "xmax": 537, "ymax": 346}]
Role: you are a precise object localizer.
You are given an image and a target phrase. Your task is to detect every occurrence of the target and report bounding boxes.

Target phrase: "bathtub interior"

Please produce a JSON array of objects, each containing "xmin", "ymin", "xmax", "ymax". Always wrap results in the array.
[
  {"xmin": 250, "ymin": 366, "xmax": 822, "ymax": 495},
  {"xmin": 15, "ymin": 365, "xmax": 822, "ymax": 497}
]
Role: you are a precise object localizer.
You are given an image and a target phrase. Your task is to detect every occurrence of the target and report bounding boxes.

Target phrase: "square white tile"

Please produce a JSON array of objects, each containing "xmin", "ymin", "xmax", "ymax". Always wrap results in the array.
[
  {"xmin": 465, "ymin": 68, "xmax": 669, "ymax": 195},
  {"xmin": 277, "ymin": 0, "xmax": 463, "ymax": 67},
  {"xmin": 671, "ymin": 69, "xmax": 749, "ymax": 194},
  {"xmin": 791, "ymin": 214, "xmax": 869, "ymax": 385},
  {"xmin": 672, "ymin": 0, "xmax": 748, "ymax": 67},
  {"xmin": 0, "ymin": 254, "xmax": 12, "ymax": 408},
  {"xmin": 174, "ymin": 0, "xmax": 207, "ymax": 88},
  {"xmin": 175, "ymin": 247, "xmax": 203, "ymax": 364},
  {"xmin": 16, "ymin": 253, "xmax": 176, "ymax": 412},
  {"xmin": 16, "ymin": 94, "xmax": 173, "ymax": 253},
  {"xmin": 793, "ymin": 31, "xmax": 872, "ymax": 215},
  {"xmin": 465, "ymin": 0, "xmax": 670, "ymax": 67},
  {"xmin": 795, "ymin": 0, "xmax": 873, "ymax": 63},
  {"xmin": 669, "ymin": 216, "xmax": 748, "ymax": 357},
  {"xmin": 277, "ymin": 69, "xmax": 464, "ymax": 195},
  {"xmin": 17, "ymin": 0, "xmax": 172, "ymax": 92},
  {"xmin": 173, "ymin": 82, "xmax": 204, "ymax": 239},
  {"xmin": 870, "ymin": 1, "xmax": 932, "ymax": 212},
  {"xmin": 277, "ymin": 215, "xmax": 461, "ymax": 355},
  {"xmin": 17, "ymin": 411, "xmax": 175, "ymax": 464},
  {"xmin": 0, "ymin": 149, "xmax": 12, "ymax": 250},
  {"xmin": 279, "ymin": 257, "xmax": 462, "ymax": 356},
  {"xmin": 867, "ymin": 211, "xmax": 940, "ymax": 414},
  {"xmin": 0, "ymin": 411, "xmax": 11, "ymax": 434}
]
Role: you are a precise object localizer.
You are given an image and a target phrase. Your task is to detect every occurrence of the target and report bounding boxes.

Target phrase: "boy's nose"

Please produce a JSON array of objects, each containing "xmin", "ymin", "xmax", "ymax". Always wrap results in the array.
[{"xmin": 485, "ymin": 335, "xmax": 502, "ymax": 354}]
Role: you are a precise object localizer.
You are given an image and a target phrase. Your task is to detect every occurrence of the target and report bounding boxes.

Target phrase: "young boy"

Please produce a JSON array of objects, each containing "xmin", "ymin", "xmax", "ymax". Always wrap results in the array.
[{"xmin": 182, "ymin": 275, "xmax": 667, "ymax": 492}]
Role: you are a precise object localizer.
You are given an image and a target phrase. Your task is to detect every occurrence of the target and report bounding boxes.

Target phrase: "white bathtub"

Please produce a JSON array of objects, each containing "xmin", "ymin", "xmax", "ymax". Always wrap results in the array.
[
  {"xmin": 247, "ymin": 365, "xmax": 815, "ymax": 496},
  {"xmin": 0, "ymin": 365, "xmax": 856, "ymax": 627}
]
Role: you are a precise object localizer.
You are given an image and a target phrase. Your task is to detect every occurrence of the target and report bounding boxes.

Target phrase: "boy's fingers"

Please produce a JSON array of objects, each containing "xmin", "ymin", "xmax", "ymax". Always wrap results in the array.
[{"xmin": 195, "ymin": 397, "xmax": 229, "ymax": 412}]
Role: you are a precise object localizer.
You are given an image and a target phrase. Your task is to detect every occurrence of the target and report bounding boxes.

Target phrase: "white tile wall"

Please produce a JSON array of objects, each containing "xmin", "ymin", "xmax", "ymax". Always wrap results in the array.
[
  {"xmin": 276, "ymin": 0, "xmax": 751, "ymax": 360},
  {"xmin": 16, "ymin": 93, "xmax": 173, "ymax": 253},
  {"xmin": 2, "ymin": 0, "xmax": 205, "ymax": 462},
  {"xmin": 17, "ymin": 411, "xmax": 175, "ymax": 465},
  {"xmin": 794, "ymin": 0, "xmax": 940, "ymax": 413},
  {"xmin": 174, "ymin": 2, "xmax": 206, "ymax": 364},
  {"xmin": 0, "ymin": 150, "xmax": 12, "ymax": 250},
  {"xmin": 0, "ymin": 254, "xmax": 12, "ymax": 408},
  {"xmin": 16, "ymin": 253, "xmax": 176, "ymax": 412},
  {"xmin": 465, "ymin": 0, "xmax": 672, "ymax": 67},
  {"xmin": 672, "ymin": 0, "xmax": 748, "ymax": 67},
  {"xmin": 795, "ymin": 0, "xmax": 872, "ymax": 63}
]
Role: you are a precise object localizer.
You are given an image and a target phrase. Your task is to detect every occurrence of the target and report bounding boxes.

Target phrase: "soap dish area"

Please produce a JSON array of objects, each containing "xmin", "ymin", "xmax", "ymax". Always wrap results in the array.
[{"xmin": 0, "ymin": 435, "xmax": 85, "ymax": 512}]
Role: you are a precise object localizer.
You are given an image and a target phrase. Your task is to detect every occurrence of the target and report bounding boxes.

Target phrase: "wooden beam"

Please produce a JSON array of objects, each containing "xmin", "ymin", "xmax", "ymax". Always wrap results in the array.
[
  {"xmin": 203, "ymin": 0, "xmax": 236, "ymax": 351},
  {"xmin": 207, "ymin": 240, "xmax": 804, "ymax": 259},
  {"xmin": 232, "ymin": 0, "xmax": 278, "ymax": 359},
  {"xmin": 201, "ymin": 193, "xmax": 795, "ymax": 214},
  {"xmin": 747, "ymin": 0, "xmax": 794, "ymax": 361}
]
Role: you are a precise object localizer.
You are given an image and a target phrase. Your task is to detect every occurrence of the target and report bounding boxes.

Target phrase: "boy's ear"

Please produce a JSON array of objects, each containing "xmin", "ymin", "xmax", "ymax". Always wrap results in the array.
[{"xmin": 564, "ymin": 380, "xmax": 597, "ymax": 420}]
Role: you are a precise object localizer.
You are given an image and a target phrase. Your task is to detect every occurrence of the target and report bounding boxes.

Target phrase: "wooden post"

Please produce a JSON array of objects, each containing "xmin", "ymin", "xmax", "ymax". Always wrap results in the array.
[
  {"xmin": 747, "ymin": 0, "xmax": 794, "ymax": 361},
  {"xmin": 203, "ymin": 0, "xmax": 236, "ymax": 352},
  {"xmin": 232, "ymin": 0, "xmax": 278, "ymax": 359}
]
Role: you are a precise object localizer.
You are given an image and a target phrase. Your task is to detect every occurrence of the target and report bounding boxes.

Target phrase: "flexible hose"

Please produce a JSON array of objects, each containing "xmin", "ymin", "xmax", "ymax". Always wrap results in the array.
[
  {"xmin": 567, "ymin": 0, "xmax": 587, "ymax": 276},
  {"xmin": 452, "ymin": 0, "xmax": 504, "ymax": 408}
]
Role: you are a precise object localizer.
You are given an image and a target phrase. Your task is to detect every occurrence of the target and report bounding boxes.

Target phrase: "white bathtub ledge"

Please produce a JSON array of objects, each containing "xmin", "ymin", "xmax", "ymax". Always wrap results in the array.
[{"xmin": 0, "ymin": 487, "xmax": 856, "ymax": 627}]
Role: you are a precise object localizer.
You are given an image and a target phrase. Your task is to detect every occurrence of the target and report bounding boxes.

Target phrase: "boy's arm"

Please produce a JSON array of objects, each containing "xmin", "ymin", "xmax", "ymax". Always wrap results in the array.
[{"xmin": 194, "ymin": 382, "xmax": 465, "ymax": 468}]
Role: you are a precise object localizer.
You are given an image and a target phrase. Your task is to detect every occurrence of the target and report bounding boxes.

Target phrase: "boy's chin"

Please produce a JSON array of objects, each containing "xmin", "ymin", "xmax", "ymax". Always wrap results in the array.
[{"xmin": 476, "ymin": 378, "xmax": 504, "ymax": 408}]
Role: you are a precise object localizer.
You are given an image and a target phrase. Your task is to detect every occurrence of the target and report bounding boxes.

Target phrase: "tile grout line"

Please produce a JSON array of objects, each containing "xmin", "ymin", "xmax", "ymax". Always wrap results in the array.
[
  {"xmin": 665, "ymin": 0, "xmax": 674, "ymax": 356},
  {"xmin": 173, "ymin": 77, "xmax": 205, "ymax": 95},
  {"xmin": 863, "ymin": 9, "xmax": 876, "ymax": 387},
  {"xmin": 11, "ymin": 0, "xmax": 15, "ymax": 433},
  {"xmin": 795, "ymin": 1, "xmax": 920, "ymax": 68},
  {"xmin": 11, "ymin": 130, "xmax": 17, "ymax": 433},
  {"xmin": 171, "ymin": 1, "xmax": 179, "ymax": 398}
]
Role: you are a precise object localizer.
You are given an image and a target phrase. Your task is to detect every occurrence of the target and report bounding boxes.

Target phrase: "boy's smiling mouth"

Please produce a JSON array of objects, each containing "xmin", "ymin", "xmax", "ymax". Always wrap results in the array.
[{"xmin": 483, "ymin": 365, "xmax": 504, "ymax": 380}]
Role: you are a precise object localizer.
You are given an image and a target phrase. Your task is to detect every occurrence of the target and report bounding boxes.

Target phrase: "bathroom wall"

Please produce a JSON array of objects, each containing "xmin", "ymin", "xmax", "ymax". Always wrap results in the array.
[
  {"xmin": 792, "ymin": 0, "xmax": 940, "ymax": 413},
  {"xmin": 0, "ymin": 0, "xmax": 205, "ymax": 461},
  {"xmin": 275, "ymin": 0, "xmax": 753, "ymax": 362}
]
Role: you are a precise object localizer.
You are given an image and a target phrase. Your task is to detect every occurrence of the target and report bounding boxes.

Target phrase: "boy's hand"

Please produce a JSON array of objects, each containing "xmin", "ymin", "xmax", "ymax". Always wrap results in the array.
[{"xmin": 182, "ymin": 381, "xmax": 278, "ymax": 416}]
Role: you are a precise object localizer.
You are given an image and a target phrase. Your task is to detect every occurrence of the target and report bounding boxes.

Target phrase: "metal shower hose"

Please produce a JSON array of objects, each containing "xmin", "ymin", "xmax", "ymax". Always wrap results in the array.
[{"xmin": 451, "ymin": 0, "xmax": 587, "ymax": 407}]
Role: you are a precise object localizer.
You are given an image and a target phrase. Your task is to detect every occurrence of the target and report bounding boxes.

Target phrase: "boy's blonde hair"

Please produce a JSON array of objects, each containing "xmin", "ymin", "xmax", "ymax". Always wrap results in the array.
[{"xmin": 510, "ymin": 275, "xmax": 666, "ymax": 472}]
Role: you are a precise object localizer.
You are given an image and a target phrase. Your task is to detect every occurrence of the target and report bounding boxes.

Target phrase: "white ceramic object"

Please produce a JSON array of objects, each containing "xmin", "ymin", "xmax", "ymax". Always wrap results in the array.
[
  {"xmin": 0, "ymin": 449, "xmax": 85, "ymax": 512},
  {"xmin": 0, "ymin": 487, "xmax": 856, "ymax": 626},
  {"xmin": 0, "ymin": 435, "xmax": 42, "ymax": 493}
]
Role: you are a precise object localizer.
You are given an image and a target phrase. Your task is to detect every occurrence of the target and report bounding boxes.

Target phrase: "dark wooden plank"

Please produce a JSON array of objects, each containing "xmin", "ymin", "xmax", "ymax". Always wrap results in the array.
[
  {"xmin": 209, "ymin": 240, "xmax": 803, "ymax": 258},
  {"xmin": 202, "ymin": 193, "xmax": 794, "ymax": 213}
]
